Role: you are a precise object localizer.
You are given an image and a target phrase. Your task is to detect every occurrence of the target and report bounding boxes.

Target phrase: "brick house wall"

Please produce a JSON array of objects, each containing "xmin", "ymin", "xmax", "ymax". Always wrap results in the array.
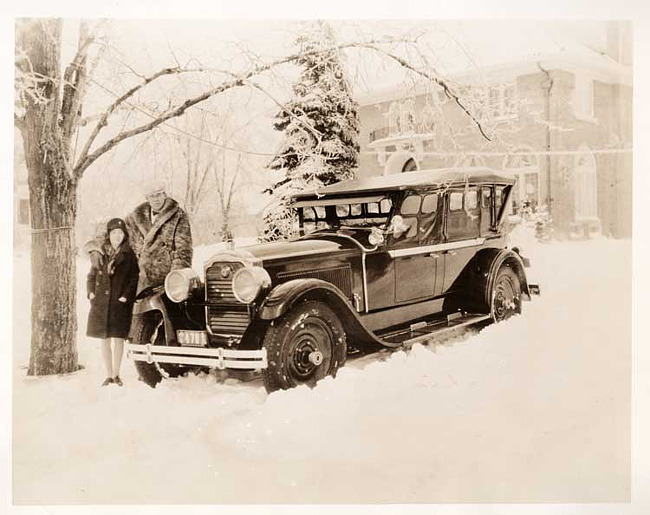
[{"xmin": 357, "ymin": 59, "xmax": 632, "ymax": 238}]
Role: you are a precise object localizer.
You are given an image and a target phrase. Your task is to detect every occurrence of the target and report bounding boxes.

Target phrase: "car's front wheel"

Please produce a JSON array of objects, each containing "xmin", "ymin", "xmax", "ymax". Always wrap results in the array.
[
  {"xmin": 261, "ymin": 300, "xmax": 347, "ymax": 393},
  {"xmin": 491, "ymin": 265, "xmax": 522, "ymax": 321},
  {"xmin": 132, "ymin": 314, "xmax": 188, "ymax": 387}
]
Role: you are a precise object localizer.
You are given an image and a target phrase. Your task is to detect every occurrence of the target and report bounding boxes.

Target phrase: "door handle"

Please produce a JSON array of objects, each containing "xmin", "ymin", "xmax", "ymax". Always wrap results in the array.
[{"xmin": 446, "ymin": 250, "xmax": 457, "ymax": 256}]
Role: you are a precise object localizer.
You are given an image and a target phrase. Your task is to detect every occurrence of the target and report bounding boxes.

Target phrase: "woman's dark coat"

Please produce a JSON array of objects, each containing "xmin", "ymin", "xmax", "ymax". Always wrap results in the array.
[{"xmin": 86, "ymin": 242, "xmax": 139, "ymax": 339}]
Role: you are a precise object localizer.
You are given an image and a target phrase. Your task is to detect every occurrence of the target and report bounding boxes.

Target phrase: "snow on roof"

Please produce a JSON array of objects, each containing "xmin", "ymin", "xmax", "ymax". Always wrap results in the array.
[{"xmin": 292, "ymin": 168, "xmax": 515, "ymax": 200}]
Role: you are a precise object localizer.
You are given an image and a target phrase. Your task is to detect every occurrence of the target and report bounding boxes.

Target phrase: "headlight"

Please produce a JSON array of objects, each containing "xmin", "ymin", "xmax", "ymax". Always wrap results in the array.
[
  {"xmin": 164, "ymin": 268, "xmax": 201, "ymax": 303},
  {"xmin": 232, "ymin": 267, "xmax": 271, "ymax": 304}
]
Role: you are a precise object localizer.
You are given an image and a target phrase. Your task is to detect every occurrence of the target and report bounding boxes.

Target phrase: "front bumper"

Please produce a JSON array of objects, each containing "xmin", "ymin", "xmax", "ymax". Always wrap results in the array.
[{"xmin": 125, "ymin": 342, "xmax": 268, "ymax": 371}]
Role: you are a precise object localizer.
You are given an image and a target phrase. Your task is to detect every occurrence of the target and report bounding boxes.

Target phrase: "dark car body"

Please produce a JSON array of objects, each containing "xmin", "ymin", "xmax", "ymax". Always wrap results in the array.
[{"xmin": 126, "ymin": 168, "xmax": 538, "ymax": 391}]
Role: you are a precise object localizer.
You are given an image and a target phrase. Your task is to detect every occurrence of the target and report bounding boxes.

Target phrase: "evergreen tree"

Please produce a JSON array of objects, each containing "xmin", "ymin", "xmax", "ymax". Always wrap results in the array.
[{"xmin": 263, "ymin": 20, "xmax": 360, "ymax": 241}]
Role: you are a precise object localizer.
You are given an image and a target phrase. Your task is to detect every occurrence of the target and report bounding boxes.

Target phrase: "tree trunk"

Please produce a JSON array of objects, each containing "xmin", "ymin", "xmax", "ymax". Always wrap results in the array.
[{"xmin": 18, "ymin": 20, "xmax": 80, "ymax": 375}]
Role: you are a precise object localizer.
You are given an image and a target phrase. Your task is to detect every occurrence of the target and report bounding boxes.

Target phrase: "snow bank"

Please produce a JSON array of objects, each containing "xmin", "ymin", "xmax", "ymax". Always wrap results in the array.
[{"xmin": 12, "ymin": 235, "xmax": 631, "ymax": 505}]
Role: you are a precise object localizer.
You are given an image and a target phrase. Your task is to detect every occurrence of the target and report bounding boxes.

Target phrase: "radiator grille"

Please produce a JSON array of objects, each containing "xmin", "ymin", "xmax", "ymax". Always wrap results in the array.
[
  {"xmin": 276, "ymin": 265, "xmax": 353, "ymax": 298},
  {"xmin": 205, "ymin": 262, "xmax": 244, "ymax": 304},
  {"xmin": 205, "ymin": 261, "xmax": 249, "ymax": 335},
  {"xmin": 207, "ymin": 305, "xmax": 251, "ymax": 335}
]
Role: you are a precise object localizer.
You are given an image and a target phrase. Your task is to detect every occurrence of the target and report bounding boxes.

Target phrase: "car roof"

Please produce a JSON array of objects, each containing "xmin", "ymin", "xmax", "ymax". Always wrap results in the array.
[{"xmin": 292, "ymin": 167, "xmax": 516, "ymax": 201}]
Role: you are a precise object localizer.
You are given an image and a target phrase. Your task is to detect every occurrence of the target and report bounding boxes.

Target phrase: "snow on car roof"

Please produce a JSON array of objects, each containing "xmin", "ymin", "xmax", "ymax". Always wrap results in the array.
[{"xmin": 292, "ymin": 168, "xmax": 516, "ymax": 200}]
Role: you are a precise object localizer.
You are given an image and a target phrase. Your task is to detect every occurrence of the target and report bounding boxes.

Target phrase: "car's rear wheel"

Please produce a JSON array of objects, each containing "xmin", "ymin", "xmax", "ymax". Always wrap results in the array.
[
  {"xmin": 262, "ymin": 300, "xmax": 347, "ymax": 393},
  {"xmin": 132, "ymin": 314, "xmax": 188, "ymax": 388},
  {"xmin": 491, "ymin": 265, "xmax": 522, "ymax": 321}
]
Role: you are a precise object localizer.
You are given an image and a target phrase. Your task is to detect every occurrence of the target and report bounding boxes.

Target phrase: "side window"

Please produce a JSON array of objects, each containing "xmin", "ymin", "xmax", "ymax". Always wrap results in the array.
[
  {"xmin": 400, "ymin": 195, "xmax": 421, "ymax": 215},
  {"xmin": 314, "ymin": 206, "xmax": 327, "ymax": 219},
  {"xmin": 420, "ymin": 193, "xmax": 442, "ymax": 244},
  {"xmin": 465, "ymin": 189, "xmax": 478, "ymax": 210},
  {"xmin": 481, "ymin": 188, "xmax": 491, "ymax": 209},
  {"xmin": 336, "ymin": 204, "xmax": 350, "ymax": 217},
  {"xmin": 369, "ymin": 198, "xmax": 393, "ymax": 214},
  {"xmin": 422, "ymin": 193, "xmax": 439, "ymax": 214},
  {"xmin": 495, "ymin": 187, "xmax": 504, "ymax": 212},
  {"xmin": 449, "ymin": 192, "xmax": 463, "ymax": 211},
  {"xmin": 480, "ymin": 186, "xmax": 494, "ymax": 234},
  {"xmin": 302, "ymin": 207, "xmax": 316, "ymax": 221},
  {"xmin": 447, "ymin": 188, "xmax": 480, "ymax": 241},
  {"xmin": 392, "ymin": 194, "xmax": 420, "ymax": 248}
]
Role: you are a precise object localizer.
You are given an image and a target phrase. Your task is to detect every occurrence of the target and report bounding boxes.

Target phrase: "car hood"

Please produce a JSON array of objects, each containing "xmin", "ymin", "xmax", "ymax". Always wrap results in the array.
[{"xmin": 239, "ymin": 234, "xmax": 360, "ymax": 262}]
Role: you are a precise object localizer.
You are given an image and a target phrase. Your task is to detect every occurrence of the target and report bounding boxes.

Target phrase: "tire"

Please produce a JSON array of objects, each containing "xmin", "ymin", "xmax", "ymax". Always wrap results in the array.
[
  {"xmin": 131, "ymin": 315, "xmax": 187, "ymax": 388},
  {"xmin": 262, "ymin": 300, "xmax": 347, "ymax": 393},
  {"xmin": 491, "ymin": 265, "xmax": 522, "ymax": 322}
]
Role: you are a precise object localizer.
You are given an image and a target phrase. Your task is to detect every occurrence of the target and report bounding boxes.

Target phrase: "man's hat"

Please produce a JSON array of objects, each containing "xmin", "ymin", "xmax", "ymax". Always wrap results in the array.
[{"xmin": 143, "ymin": 179, "xmax": 167, "ymax": 196}]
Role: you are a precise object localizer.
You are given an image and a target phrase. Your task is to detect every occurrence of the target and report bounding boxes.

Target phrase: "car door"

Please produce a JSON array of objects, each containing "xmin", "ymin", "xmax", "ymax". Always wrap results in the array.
[
  {"xmin": 390, "ymin": 192, "xmax": 438, "ymax": 304},
  {"xmin": 442, "ymin": 187, "xmax": 482, "ymax": 292}
]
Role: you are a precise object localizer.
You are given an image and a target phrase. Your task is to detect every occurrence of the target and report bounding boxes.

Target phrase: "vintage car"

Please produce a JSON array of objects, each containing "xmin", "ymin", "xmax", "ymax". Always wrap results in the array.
[{"xmin": 125, "ymin": 168, "xmax": 539, "ymax": 392}]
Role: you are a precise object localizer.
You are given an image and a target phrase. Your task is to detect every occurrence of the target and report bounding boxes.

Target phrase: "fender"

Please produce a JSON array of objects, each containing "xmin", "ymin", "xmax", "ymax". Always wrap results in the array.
[
  {"xmin": 484, "ymin": 248, "xmax": 531, "ymax": 306},
  {"xmin": 451, "ymin": 247, "xmax": 531, "ymax": 313},
  {"xmin": 259, "ymin": 278, "xmax": 399, "ymax": 348},
  {"xmin": 132, "ymin": 290, "xmax": 177, "ymax": 345}
]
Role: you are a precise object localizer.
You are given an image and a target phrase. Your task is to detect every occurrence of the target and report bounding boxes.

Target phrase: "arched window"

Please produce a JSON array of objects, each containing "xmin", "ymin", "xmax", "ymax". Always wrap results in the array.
[
  {"xmin": 402, "ymin": 158, "xmax": 418, "ymax": 173},
  {"xmin": 574, "ymin": 146, "xmax": 598, "ymax": 220}
]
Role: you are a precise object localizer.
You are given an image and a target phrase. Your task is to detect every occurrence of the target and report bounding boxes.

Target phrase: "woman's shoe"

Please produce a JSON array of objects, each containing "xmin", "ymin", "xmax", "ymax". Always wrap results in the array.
[
  {"xmin": 101, "ymin": 377, "xmax": 113, "ymax": 386},
  {"xmin": 113, "ymin": 376, "xmax": 123, "ymax": 387}
]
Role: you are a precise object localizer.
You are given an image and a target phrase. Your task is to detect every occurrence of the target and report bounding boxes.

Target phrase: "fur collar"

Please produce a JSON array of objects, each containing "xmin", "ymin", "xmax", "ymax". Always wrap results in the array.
[{"xmin": 130, "ymin": 197, "xmax": 181, "ymax": 243}]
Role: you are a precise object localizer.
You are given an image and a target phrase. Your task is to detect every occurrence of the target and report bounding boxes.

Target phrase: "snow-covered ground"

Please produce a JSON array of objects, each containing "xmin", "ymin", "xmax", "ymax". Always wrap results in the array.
[{"xmin": 11, "ymin": 233, "xmax": 632, "ymax": 505}]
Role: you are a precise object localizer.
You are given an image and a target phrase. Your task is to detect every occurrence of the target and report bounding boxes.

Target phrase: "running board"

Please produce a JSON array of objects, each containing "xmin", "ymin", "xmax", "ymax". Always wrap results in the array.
[{"xmin": 378, "ymin": 313, "xmax": 491, "ymax": 347}]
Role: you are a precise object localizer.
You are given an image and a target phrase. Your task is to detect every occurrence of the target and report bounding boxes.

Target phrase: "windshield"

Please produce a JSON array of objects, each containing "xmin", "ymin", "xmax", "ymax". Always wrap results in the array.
[{"xmin": 296, "ymin": 197, "xmax": 393, "ymax": 234}]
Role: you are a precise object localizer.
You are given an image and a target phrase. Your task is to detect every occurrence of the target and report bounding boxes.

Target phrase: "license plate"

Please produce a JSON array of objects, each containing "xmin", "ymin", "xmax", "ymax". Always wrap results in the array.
[{"xmin": 177, "ymin": 330, "xmax": 209, "ymax": 347}]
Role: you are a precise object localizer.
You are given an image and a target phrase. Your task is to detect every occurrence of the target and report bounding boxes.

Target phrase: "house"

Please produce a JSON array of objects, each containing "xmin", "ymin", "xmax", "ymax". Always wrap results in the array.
[
  {"xmin": 356, "ymin": 22, "xmax": 632, "ymax": 238},
  {"xmin": 13, "ymin": 133, "xmax": 30, "ymax": 250}
]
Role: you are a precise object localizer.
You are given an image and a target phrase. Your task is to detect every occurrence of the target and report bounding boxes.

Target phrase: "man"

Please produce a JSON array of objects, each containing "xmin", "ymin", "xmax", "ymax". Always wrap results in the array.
[{"xmin": 87, "ymin": 180, "xmax": 193, "ymax": 295}]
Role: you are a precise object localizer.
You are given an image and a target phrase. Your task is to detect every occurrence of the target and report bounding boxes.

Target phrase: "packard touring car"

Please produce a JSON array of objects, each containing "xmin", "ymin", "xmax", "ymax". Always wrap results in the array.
[{"xmin": 125, "ymin": 168, "xmax": 539, "ymax": 392}]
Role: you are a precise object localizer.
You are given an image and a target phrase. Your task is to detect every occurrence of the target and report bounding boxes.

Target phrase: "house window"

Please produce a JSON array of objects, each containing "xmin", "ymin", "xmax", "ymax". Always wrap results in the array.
[
  {"xmin": 17, "ymin": 198, "xmax": 29, "ymax": 225},
  {"xmin": 503, "ymin": 146, "xmax": 541, "ymax": 213},
  {"xmin": 488, "ymin": 83, "xmax": 517, "ymax": 119},
  {"xmin": 573, "ymin": 76, "xmax": 595, "ymax": 121},
  {"xmin": 464, "ymin": 83, "xmax": 517, "ymax": 121},
  {"xmin": 388, "ymin": 99, "xmax": 416, "ymax": 136},
  {"xmin": 454, "ymin": 154, "xmax": 486, "ymax": 168}
]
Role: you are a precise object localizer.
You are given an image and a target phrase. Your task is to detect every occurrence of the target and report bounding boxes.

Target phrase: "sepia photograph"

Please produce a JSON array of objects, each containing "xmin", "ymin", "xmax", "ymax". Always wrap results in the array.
[{"xmin": 6, "ymin": 2, "xmax": 648, "ymax": 513}]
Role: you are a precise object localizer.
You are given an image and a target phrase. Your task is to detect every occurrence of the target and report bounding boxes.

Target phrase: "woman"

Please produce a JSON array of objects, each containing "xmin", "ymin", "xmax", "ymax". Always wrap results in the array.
[{"xmin": 86, "ymin": 218, "xmax": 139, "ymax": 386}]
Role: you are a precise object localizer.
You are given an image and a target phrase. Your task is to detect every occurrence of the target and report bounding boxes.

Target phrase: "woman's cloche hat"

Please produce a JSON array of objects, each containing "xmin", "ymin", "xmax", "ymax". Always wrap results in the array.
[{"xmin": 107, "ymin": 218, "xmax": 127, "ymax": 234}]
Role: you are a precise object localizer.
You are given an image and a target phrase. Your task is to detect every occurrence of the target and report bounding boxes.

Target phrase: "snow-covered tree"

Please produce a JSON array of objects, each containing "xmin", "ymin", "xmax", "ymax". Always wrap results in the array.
[{"xmin": 262, "ymin": 20, "xmax": 360, "ymax": 241}]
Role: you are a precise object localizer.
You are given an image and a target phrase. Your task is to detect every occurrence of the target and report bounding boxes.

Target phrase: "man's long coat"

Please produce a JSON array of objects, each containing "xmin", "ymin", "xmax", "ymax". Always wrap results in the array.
[{"xmin": 125, "ymin": 198, "xmax": 193, "ymax": 293}]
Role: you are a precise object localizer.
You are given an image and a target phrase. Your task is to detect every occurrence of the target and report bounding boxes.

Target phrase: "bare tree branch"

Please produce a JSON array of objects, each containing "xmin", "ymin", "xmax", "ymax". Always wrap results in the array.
[
  {"xmin": 72, "ymin": 37, "xmax": 486, "ymax": 178},
  {"xmin": 357, "ymin": 43, "xmax": 492, "ymax": 142},
  {"xmin": 74, "ymin": 65, "xmax": 197, "ymax": 177},
  {"xmin": 61, "ymin": 22, "xmax": 93, "ymax": 145}
]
